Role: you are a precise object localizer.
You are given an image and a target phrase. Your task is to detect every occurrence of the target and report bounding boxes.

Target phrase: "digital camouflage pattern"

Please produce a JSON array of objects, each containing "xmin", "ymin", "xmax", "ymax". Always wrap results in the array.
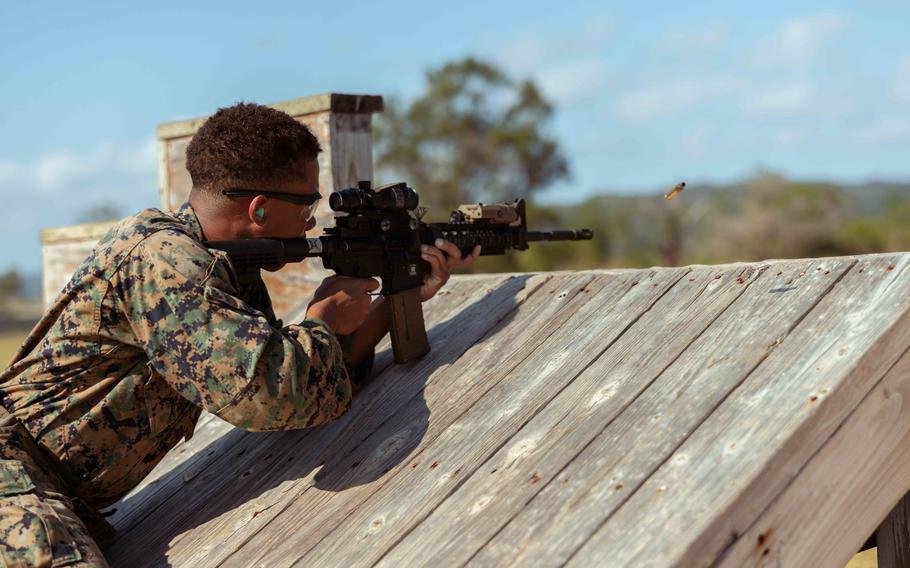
[
  {"xmin": 1, "ymin": 406, "xmax": 109, "ymax": 567},
  {"xmin": 0, "ymin": 203, "xmax": 353, "ymax": 513}
]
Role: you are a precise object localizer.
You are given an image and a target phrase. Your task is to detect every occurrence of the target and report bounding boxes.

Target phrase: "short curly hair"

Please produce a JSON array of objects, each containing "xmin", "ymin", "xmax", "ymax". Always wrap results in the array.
[{"xmin": 185, "ymin": 102, "xmax": 322, "ymax": 192}]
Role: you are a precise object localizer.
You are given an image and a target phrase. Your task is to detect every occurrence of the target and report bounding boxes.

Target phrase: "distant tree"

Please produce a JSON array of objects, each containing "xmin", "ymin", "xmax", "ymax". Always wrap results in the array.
[
  {"xmin": 706, "ymin": 171, "xmax": 854, "ymax": 262},
  {"xmin": 375, "ymin": 57, "xmax": 570, "ymax": 216},
  {"xmin": 76, "ymin": 202, "xmax": 123, "ymax": 224},
  {"xmin": 0, "ymin": 269, "xmax": 21, "ymax": 300}
]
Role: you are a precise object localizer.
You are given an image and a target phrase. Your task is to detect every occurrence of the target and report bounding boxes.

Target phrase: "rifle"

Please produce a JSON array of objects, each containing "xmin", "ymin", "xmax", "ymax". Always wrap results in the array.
[{"xmin": 205, "ymin": 181, "xmax": 593, "ymax": 363}]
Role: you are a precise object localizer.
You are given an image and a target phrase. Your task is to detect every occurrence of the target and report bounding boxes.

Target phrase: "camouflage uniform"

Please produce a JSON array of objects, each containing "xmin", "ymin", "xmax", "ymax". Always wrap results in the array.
[{"xmin": 0, "ymin": 203, "xmax": 357, "ymax": 566}]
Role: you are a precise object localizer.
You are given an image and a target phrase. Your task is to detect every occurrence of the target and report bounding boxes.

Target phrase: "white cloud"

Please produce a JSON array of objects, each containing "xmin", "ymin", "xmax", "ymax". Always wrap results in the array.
[
  {"xmin": 494, "ymin": 19, "xmax": 613, "ymax": 106},
  {"xmin": 0, "ymin": 138, "xmax": 157, "ymax": 195},
  {"xmin": 663, "ymin": 22, "xmax": 728, "ymax": 52},
  {"xmin": 893, "ymin": 55, "xmax": 910, "ymax": 103},
  {"xmin": 751, "ymin": 13, "xmax": 847, "ymax": 68},
  {"xmin": 537, "ymin": 61, "xmax": 609, "ymax": 105},
  {"xmin": 499, "ymin": 37, "xmax": 550, "ymax": 72},
  {"xmin": 740, "ymin": 82, "xmax": 815, "ymax": 116},
  {"xmin": 0, "ymin": 138, "xmax": 159, "ymax": 241},
  {"xmin": 855, "ymin": 117, "xmax": 910, "ymax": 144},
  {"xmin": 33, "ymin": 151, "xmax": 100, "ymax": 192},
  {"xmin": 613, "ymin": 77, "xmax": 743, "ymax": 120}
]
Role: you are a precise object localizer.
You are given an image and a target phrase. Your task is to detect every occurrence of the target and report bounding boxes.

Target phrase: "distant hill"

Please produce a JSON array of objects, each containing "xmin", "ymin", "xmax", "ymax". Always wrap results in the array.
[{"xmin": 473, "ymin": 174, "xmax": 910, "ymax": 272}]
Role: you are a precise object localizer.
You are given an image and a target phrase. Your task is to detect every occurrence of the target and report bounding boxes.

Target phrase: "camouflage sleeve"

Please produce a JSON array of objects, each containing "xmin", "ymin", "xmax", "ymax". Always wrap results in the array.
[
  {"xmin": 335, "ymin": 334, "xmax": 375, "ymax": 394},
  {"xmin": 113, "ymin": 230, "xmax": 353, "ymax": 431}
]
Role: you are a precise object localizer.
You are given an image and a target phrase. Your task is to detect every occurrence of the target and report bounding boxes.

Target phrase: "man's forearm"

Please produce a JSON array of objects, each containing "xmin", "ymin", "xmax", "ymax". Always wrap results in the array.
[{"xmin": 349, "ymin": 297, "xmax": 390, "ymax": 368}]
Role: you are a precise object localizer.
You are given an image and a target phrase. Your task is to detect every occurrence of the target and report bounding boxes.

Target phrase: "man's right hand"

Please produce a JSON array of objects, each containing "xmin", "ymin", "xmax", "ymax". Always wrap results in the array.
[{"xmin": 306, "ymin": 276, "xmax": 380, "ymax": 335}]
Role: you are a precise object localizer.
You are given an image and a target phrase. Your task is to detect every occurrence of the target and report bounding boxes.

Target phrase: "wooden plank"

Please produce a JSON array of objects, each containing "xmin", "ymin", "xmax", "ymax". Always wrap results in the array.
[
  {"xmin": 329, "ymin": 113, "xmax": 374, "ymax": 190},
  {"xmin": 156, "ymin": 139, "xmax": 170, "ymax": 212},
  {"xmin": 105, "ymin": 273, "xmax": 546, "ymax": 567},
  {"xmin": 40, "ymin": 220, "xmax": 118, "ymax": 306},
  {"xmin": 716, "ymin": 348, "xmax": 910, "ymax": 566},
  {"xmin": 172, "ymin": 272, "xmax": 584, "ymax": 568},
  {"xmin": 470, "ymin": 257, "xmax": 853, "ymax": 567},
  {"xmin": 878, "ymin": 491, "xmax": 910, "ymax": 568},
  {"xmin": 566, "ymin": 253, "xmax": 910, "ymax": 566},
  {"xmin": 243, "ymin": 268, "xmax": 689, "ymax": 568},
  {"xmin": 40, "ymin": 221, "xmax": 117, "ymax": 244},
  {"xmin": 161, "ymin": 136, "xmax": 193, "ymax": 211},
  {"xmin": 378, "ymin": 264, "xmax": 766, "ymax": 566},
  {"xmin": 105, "ymin": 275, "xmax": 505, "ymax": 541}
]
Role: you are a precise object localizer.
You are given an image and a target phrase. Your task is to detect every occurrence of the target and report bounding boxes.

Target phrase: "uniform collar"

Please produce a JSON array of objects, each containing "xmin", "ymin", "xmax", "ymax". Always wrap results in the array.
[{"xmin": 173, "ymin": 202, "xmax": 206, "ymax": 242}]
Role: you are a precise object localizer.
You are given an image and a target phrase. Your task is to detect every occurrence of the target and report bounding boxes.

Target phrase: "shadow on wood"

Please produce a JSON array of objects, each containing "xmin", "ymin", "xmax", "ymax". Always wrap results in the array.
[{"xmin": 102, "ymin": 275, "xmax": 532, "ymax": 567}]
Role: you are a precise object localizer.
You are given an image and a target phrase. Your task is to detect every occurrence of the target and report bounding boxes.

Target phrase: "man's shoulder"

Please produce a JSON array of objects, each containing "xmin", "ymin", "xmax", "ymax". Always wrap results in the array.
[
  {"xmin": 97, "ymin": 208, "xmax": 212, "ymax": 277},
  {"xmin": 106, "ymin": 208, "xmax": 198, "ymax": 246}
]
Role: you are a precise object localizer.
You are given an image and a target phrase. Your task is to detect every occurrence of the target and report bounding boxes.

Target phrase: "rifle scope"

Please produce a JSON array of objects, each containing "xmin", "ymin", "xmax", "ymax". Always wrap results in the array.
[{"xmin": 329, "ymin": 181, "xmax": 419, "ymax": 213}]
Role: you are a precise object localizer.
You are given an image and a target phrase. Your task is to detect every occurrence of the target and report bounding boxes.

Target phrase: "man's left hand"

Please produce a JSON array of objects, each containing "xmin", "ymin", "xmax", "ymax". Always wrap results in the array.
[{"xmin": 420, "ymin": 239, "xmax": 481, "ymax": 301}]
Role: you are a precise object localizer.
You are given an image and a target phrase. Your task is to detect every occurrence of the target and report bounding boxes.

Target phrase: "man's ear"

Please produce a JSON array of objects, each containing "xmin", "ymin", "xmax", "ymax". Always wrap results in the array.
[{"xmin": 249, "ymin": 196, "xmax": 268, "ymax": 226}]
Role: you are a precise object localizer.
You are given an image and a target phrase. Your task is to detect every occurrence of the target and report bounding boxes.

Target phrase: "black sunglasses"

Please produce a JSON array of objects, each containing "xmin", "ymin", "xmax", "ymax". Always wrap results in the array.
[{"xmin": 221, "ymin": 189, "xmax": 322, "ymax": 205}]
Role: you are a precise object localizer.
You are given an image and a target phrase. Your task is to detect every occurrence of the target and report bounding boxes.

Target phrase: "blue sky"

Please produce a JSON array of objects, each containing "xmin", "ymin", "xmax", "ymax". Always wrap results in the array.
[{"xmin": 2, "ymin": 0, "xmax": 909, "ymax": 275}]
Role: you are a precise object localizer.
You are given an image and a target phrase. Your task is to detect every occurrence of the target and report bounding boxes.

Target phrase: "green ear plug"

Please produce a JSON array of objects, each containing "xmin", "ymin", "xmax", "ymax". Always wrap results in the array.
[{"xmin": 255, "ymin": 207, "xmax": 265, "ymax": 218}]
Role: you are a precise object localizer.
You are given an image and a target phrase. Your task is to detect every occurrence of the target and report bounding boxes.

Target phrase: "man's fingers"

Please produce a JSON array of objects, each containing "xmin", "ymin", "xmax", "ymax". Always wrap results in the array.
[
  {"xmin": 456, "ymin": 244, "xmax": 481, "ymax": 266},
  {"xmin": 421, "ymin": 243, "xmax": 445, "ymax": 261},
  {"xmin": 431, "ymin": 239, "xmax": 482, "ymax": 268},
  {"xmin": 434, "ymin": 239, "xmax": 463, "ymax": 260},
  {"xmin": 359, "ymin": 278, "xmax": 381, "ymax": 291},
  {"xmin": 421, "ymin": 248, "xmax": 446, "ymax": 277}
]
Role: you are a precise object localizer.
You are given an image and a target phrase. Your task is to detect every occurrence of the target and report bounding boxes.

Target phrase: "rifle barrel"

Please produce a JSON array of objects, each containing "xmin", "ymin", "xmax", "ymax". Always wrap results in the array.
[{"xmin": 526, "ymin": 229, "xmax": 593, "ymax": 242}]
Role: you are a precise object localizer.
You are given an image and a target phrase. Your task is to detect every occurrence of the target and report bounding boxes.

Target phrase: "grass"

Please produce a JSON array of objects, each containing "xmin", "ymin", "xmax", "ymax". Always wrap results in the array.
[
  {"xmin": 0, "ymin": 331, "xmax": 26, "ymax": 366},
  {"xmin": 848, "ymin": 548, "xmax": 877, "ymax": 567}
]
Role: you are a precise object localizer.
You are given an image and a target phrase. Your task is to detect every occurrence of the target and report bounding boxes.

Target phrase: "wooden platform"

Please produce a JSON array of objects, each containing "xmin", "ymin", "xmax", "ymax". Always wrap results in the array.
[{"xmin": 103, "ymin": 254, "xmax": 910, "ymax": 567}]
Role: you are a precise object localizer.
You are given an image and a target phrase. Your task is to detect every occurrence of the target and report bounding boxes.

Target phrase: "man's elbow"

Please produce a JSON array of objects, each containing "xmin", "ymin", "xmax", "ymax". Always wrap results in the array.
[{"xmin": 214, "ymin": 376, "xmax": 353, "ymax": 432}]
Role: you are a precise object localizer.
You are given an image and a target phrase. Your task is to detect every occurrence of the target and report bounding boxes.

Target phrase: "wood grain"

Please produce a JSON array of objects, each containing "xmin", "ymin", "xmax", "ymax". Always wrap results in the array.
[
  {"xmin": 467, "ymin": 258, "xmax": 853, "ymax": 567},
  {"xmin": 380, "ymin": 264, "xmax": 762, "ymax": 567},
  {"xmin": 106, "ymin": 273, "xmax": 488, "ymax": 540},
  {"xmin": 717, "ymin": 347, "xmax": 910, "ymax": 566},
  {"xmin": 568, "ymin": 254, "xmax": 910, "ymax": 567},
  {"xmin": 102, "ymin": 254, "xmax": 910, "ymax": 568},
  {"xmin": 203, "ymin": 272, "xmax": 599, "ymax": 568},
  {"xmin": 280, "ymin": 269, "xmax": 690, "ymax": 568},
  {"xmin": 106, "ymin": 273, "xmax": 544, "ymax": 567}
]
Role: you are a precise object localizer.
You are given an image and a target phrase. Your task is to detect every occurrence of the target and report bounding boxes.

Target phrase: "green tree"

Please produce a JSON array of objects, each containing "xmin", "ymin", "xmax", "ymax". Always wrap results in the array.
[
  {"xmin": 76, "ymin": 201, "xmax": 123, "ymax": 224},
  {"xmin": 704, "ymin": 172, "xmax": 854, "ymax": 262},
  {"xmin": 0, "ymin": 269, "xmax": 22, "ymax": 305},
  {"xmin": 375, "ymin": 57, "xmax": 570, "ymax": 217}
]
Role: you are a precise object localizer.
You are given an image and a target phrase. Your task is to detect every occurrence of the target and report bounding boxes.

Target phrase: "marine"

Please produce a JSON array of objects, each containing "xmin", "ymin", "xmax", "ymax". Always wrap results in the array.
[{"xmin": 0, "ymin": 102, "xmax": 478, "ymax": 566}]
